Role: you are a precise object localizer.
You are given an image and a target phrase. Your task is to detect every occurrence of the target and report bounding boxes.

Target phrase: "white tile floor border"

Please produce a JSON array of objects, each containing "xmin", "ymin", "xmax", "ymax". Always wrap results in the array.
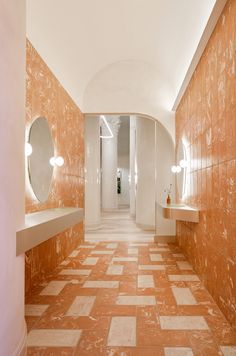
[
  {"xmin": 168, "ymin": 275, "xmax": 200, "ymax": 282},
  {"xmin": 60, "ymin": 260, "xmax": 70, "ymax": 266},
  {"xmin": 66, "ymin": 296, "xmax": 96, "ymax": 316},
  {"xmin": 138, "ymin": 275, "xmax": 155, "ymax": 288},
  {"xmin": 25, "ymin": 304, "xmax": 49, "ymax": 317},
  {"xmin": 106, "ymin": 265, "xmax": 124, "ymax": 275},
  {"xmin": 27, "ymin": 329, "xmax": 82, "ymax": 347},
  {"xmin": 220, "ymin": 346, "xmax": 236, "ymax": 356},
  {"xmin": 164, "ymin": 347, "xmax": 194, "ymax": 356},
  {"xmin": 82, "ymin": 257, "xmax": 99, "ymax": 265},
  {"xmin": 68, "ymin": 250, "xmax": 79, "ymax": 258},
  {"xmin": 128, "ymin": 248, "xmax": 138, "ymax": 255},
  {"xmin": 112, "ymin": 257, "xmax": 138, "ymax": 262},
  {"xmin": 83, "ymin": 281, "xmax": 119, "ymax": 288},
  {"xmin": 107, "ymin": 316, "xmax": 136, "ymax": 347},
  {"xmin": 116, "ymin": 295, "xmax": 156, "ymax": 306},
  {"xmin": 40, "ymin": 281, "xmax": 67, "ymax": 296},
  {"xmin": 107, "ymin": 243, "xmax": 118, "ymax": 249},
  {"xmin": 150, "ymin": 254, "xmax": 163, "ymax": 262},
  {"xmin": 91, "ymin": 250, "xmax": 114, "ymax": 255},
  {"xmin": 171, "ymin": 287, "xmax": 197, "ymax": 305},
  {"xmin": 160, "ymin": 316, "xmax": 209, "ymax": 330},
  {"xmin": 79, "ymin": 245, "xmax": 96, "ymax": 248},
  {"xmin": 59, "ymin": 269, "xmax": 91, "ymax": 276},
  {"xmin": 177, "ymin": 261, "xmax": 193, "ymax": 270},
  {"xmin": 139, "ymin": 265, "xmax": 165, "ymax": 271},
  {"xmin": 149, "ymin": 248, "xmax": 170, "ymax": 252}
]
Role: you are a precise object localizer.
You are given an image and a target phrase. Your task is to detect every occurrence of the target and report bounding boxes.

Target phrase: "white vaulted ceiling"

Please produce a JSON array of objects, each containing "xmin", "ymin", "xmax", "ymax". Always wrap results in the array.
[{"xmin": 26, "ymin": 0, "xmax": 217, "ymax": 138}]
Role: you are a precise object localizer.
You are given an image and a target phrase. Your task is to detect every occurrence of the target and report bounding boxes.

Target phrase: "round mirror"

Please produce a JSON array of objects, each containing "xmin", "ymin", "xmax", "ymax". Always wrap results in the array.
[
  {"xmin": 176, "ymin": 140, "xmax": 188, "ymax": 201},
  {"xmin": 28, "ymin": 117, "xmax": 54, "ymax": 202}
]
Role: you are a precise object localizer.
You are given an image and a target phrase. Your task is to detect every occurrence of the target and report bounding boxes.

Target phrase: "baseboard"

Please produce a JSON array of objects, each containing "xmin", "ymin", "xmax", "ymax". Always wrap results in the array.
[
  {"xmin": 13, "ymin": 320, "xmax": 27, "ymax": 356},
  {"xmin": 85, "ymin": 223, "xmax": 101, "ymax": 231},
  {"xmin": 136, "ymin": 223, "xmax": 155, "ymax": 231},
  {"xmin": 154, "ymin": 235, "xmax": 176, "ymax": 243}
]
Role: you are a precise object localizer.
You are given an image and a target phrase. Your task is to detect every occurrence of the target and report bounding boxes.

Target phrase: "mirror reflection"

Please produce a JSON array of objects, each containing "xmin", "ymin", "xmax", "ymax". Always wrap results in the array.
[{"xmin": 28, "ymin": 117, "xmax": 54, "ymax": 202}]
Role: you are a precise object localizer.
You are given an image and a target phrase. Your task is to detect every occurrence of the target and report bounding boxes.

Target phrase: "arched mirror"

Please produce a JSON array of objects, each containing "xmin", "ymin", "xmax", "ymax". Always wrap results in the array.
[{"xmin": 28, "ymin": 117, "xmax": 54, "ymax": 202}]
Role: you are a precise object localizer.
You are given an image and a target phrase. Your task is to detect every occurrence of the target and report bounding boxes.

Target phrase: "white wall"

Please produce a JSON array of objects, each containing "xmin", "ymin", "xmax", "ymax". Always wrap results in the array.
[
  {"xmin": 136, "ymin": 117, "xmax": 155, "ymax": 229},
  {"xmin": 155, "ymin": 121, "xmax": 176, "ymax": 236},
  {"xmin": 118, "ymin": 155, "xmax": 130, "ymax": 207},
  {"xmin": 129, "ymin": 115, "xmax": 136, "ymax": 216},
  {"xmin": 0, "ymin": 1, "xmax": 26, "ymax": 355},
  {"xmin": 85, "ymin": 116, "xmax": 101, "ymax": 228}
]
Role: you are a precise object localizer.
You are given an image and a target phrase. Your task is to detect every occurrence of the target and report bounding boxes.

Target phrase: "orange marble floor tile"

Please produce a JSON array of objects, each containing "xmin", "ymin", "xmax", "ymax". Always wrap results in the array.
[{"xmin": 25, "ymin": 241, "xmax": 236, "ymax": 355}]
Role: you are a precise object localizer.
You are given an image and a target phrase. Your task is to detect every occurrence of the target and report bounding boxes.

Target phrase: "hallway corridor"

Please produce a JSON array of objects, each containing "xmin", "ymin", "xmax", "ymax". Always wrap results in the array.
[
  {"xmin": 85, "ymin": 208, "xmax": 155, "ymax": 242},
  {"xmin": 25, "ymin": 239, "xmax": 236, "ymax": 355}
]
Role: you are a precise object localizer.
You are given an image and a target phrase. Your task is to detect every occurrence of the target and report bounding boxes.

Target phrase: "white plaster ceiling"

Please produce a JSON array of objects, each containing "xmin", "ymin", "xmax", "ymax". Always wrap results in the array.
[{"xmin": 26, "ymin": 0, "xmax": 216, "ymax": 138}]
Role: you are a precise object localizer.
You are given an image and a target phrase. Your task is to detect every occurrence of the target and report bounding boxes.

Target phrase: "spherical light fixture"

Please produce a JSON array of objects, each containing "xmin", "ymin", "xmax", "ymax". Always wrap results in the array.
[
  {"xmin": 179, "ymin": 159, "xmax": 188, "ymax": 168},
  {"xmin": 171, "ymin": 165, "xmax": 177, "ymax": 173},
  {"xmin": 25, "ymin": 142, "xmax": 33, "ymax": 157},
  {"xmin": 176, "ymin": 165, "xmax": 182, "ymax": 173},
  {"xmin": 49, "ymin": 156, "xmax": 56, "ymax": 166},
  {"xmin": 55, "ymin": 156, "xmax": 64, "ymax": 167}
]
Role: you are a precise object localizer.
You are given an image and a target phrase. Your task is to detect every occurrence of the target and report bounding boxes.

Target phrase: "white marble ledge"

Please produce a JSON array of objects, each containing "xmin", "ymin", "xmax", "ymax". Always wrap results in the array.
[
  {"xmin": 16, "ymin": 207, "xmax": 83, "ymax": 255},
  {"xmin": 158, "ymin": 203, "xmax": 199, "ymax": 223}
]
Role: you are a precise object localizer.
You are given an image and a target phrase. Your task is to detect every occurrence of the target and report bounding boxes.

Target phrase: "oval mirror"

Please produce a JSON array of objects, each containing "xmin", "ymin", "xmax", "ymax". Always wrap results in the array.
[{"xmin": 28, "ymin": 117, "xmax": 54, "ymax": 202}]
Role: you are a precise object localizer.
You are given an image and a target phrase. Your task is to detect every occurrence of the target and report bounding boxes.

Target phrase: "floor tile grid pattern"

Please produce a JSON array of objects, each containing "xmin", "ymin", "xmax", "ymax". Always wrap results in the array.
[{"xmin": 26, "ymin": 242, "xmax": 236, "ymax": 355}]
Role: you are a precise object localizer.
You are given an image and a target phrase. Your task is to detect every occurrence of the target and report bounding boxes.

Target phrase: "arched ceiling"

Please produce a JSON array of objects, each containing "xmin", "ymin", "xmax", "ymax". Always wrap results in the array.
[{"xmin": 26, "ymin": 0, "xmax": 217, "ymax": 139}]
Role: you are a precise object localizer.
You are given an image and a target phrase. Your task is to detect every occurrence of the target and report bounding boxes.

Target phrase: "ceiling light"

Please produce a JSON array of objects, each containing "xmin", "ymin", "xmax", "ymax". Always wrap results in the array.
[{"xmin": 100, "ymin": 115, "xmax": 113, "ymax": 139}]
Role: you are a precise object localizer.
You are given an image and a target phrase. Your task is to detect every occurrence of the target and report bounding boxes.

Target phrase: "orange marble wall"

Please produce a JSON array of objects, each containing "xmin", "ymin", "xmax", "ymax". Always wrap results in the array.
[
  {"xmin": 176, "ymin": 0, "xmax": 236, "ymax": 330},
  {"xmin": 25, "ymin": 40, "xmax": 84, "ymax": 295}
]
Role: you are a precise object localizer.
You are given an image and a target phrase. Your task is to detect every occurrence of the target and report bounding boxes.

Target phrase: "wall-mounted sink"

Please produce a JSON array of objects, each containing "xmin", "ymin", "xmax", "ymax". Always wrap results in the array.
[
  {"xmin": 16, "ymin": 207, "xmax": 83, "ymax": 255},
  {"xmin": 157, "ymin": 203, "xmax": 199, "ymax": 223}
]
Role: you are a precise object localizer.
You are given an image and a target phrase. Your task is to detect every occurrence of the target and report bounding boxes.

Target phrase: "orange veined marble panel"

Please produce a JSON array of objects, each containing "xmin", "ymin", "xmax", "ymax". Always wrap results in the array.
[
  {"xmin": 25, "ymin": 40, "xmax": 84, "ymax": 295},
  {"xmin": 176, "ymin": 0, "xmax": 236, "ymax": 331}
]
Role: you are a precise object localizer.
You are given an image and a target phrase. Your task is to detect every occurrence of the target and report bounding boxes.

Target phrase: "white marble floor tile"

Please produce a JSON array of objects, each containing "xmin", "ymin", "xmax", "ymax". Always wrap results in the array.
[
  {"xmin": 177, "ymin": 261, "xmax": 193, "ymax": 270},
  {"xmin": 112, "ymin": 257, "xmax": 138, "ymax": 262},
  {"xmin": 116, "ymin": 295, "xmax": 156, "ymax": 305},
  {"xmin": 164, "ymin": 347, "xmax": 194, "ymax": 356},
  {"xmin": 168, "ymin": 275, "xmax": 200, "ymax": 282},
  {"xmin": 59, "ymin": 269, "xmax": 91, "ymax": 276},
  {"xmin": 173, "ymin": 253, "xmax": 185, "ymax": 258},
  {"xmin": 79, "ymin": 245, "xmax": 96, "ymax": 248},
  {"xmin": 138, "ymin": 275, "xmax": 155, "ymax": 288},
  {"xmin": 83, "ymin": 281, "xmax": 119, "ymax": 288},
  {"xmin": 91, "ymin": 250, "xmax": 114, "ymax": 255},
  {"xmin": 27, "ymin": 329, "xmax": 82, "ymax": 347},
  {"xmin": 60, "ymin": 260, "xmax": 70, "ymax": 266},
  {"xmin": 66, "ymin": 296, "xmax": 96, "ymax": 316},
  {"xmin": 40, "ymin": 281, "xmax": 67, "ymax": 296},
  {"xmin": 220, "ymin": 346, "xmax": 236, "ymax": 355},
  {"xmin": 82, "ymin": 257, "xmax": 99, "ymax": 265},
  {"xmin": 25, "ymin": 304, "xmax": 49, "ymax": 316},
  {"xmin": 150, "ymin": 248, "xmax": 169, "ymax": 252},
  {"xmin": 107, "ymin": 243, "xmax": 118, "ymax": 249},
  {"xmin": 68, "ymin": 250, "xmax": 79, "ymax": 258},
  {"xmin": 128, "ymin": 248, "xmax": 138, "ymax": 255},
  {"xmin": 150, "ymin": 254, "xmax": 163, "ymax": 262},
  {"xmin": 139, "ymin": 265, "xmax": 165, "ymax": 271},
  {"xmin": 106, "ymin": 265, "xmax": 124, "ymax": 275},
  {"xmin": 172, "ymin": 287, "xmax": 197, "ymax": 305},
  {"xmin": 130, "ymin": 243, "xmax": 148, "ymax": 246},
  {"xmin": 107, "ymin": 316, "xmax": 136, "ymax": 347},
  {"xmin": 160, "ymin": 316, "xmax": 209, "ymax": 330}
]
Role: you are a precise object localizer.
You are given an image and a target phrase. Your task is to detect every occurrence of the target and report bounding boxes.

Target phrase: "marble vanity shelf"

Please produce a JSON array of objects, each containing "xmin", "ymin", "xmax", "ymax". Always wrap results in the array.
[
  {"xmin": 158, "ymin": 203, "xmax": 199, "ymax": 223},
  {"xmin": 16, "ymin": 207, "xmax": 83, "ymax": 255}
]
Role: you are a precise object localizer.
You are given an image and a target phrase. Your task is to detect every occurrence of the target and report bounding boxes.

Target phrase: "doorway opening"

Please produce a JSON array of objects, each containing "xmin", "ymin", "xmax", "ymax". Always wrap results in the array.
[{"xmin": 85, "ymin": 114, "xmax": 156, "ymax": 242}]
